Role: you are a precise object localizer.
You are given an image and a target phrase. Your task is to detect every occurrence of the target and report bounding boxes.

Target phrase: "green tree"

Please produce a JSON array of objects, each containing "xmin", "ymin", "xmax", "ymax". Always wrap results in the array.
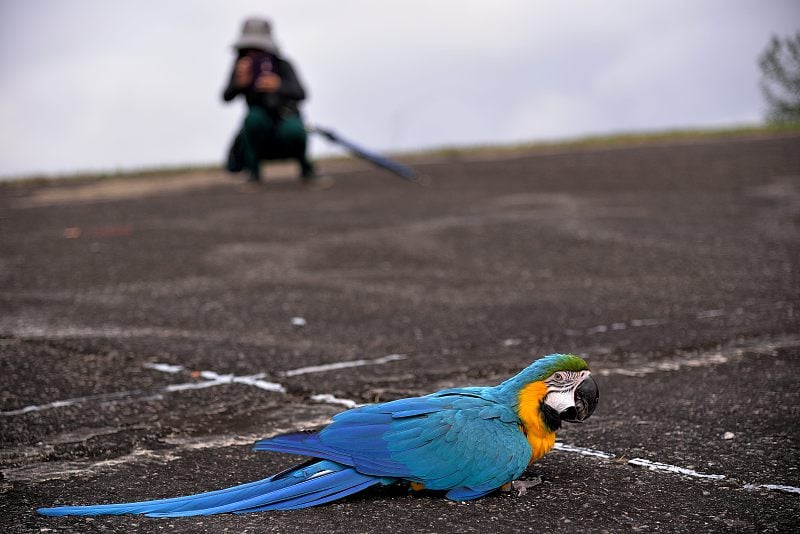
[{"xmin": 759, "ymin": 32, "xmax": 800, "ymax": 124}]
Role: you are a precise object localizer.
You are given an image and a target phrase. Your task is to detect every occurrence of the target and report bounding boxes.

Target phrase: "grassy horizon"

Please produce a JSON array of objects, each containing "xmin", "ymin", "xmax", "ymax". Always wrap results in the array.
[
  {"xmin": 409, "ymin": 122, "xmax": 800, "ymax": 158},
  {"xmin": 3, "ymin": 122, "xmax": 799, "ymax": 186}
]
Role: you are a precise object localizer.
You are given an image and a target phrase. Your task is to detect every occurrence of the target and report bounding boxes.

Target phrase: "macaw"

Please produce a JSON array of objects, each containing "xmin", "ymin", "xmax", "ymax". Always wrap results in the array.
[{"xmin": 38, "ymin": 353, "xmax": 598, "ymax": 517}]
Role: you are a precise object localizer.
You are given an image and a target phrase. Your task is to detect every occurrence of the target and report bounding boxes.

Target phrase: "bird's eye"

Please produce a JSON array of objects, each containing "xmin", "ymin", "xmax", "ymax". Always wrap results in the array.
[{"xmin": 553, "ymin": 372, "xmax": 565, "ymax": 381}]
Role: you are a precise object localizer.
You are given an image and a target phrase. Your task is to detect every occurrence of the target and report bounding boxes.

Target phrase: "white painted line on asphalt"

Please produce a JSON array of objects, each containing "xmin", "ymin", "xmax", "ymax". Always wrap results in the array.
[
  {"xmin": 1, "ymin": 364, "xmax": 288, "ymax": 416},
  {"xmin": 696, "ymin": 309, "xmax": 726, "ymax": 319},
  {"xmin": 198, "ymin": 371, "xmax": 286, "ymax": 393},
  {"xmin": 564, "ymin": 317, "xmax": 666, "ymax": 336},
  {"xmin": 555, "ymin": 443, "xmax": 727, "ymax": 481},
  {"xmin": 0, "ymin": 390, "xmax": 143, "ymax": 416},
  {"xmin": 555, "ymin": 442, "xmax": 800, "ymax": 496},
  {"xmin": 160, "ymin": 415, "xmax": 335, "ymax": 451},
  {"xmin": 2, "ymin": 400, "xmax": 77, "ymax": 416},
  {"xmin": 561, "ymin": 301, "xmax": 794, "ymax": 339},
  {"xmin": 161, "ymin": 374, "xmax": 286, "ymax": 393},
  {"xmin": 144, "ymin": 362, "xmax": 184, "ymax": 373},
  {"xmin": 627, "ymin": 458, "xmax": 726, "ymax": 480},
  {"xmin": 283, "ymin": 353, "xmax": 407, "ymax": 377},
  {"xmin": 4, "ymin": 417, "xmax": 337, "ymax": 483},
  {"xmin": 1, "ymin": 324, "xmax": 209, "ymax": 340},
  {"xmin": 629, "ymin": 318, "xmax": 666, "ymax": 327},
  {"xmin": 164, "ymin": 379, "xmax": 230, "ymax": 392},
  {"xmin": 597, "ymin": 351, "xmax": 730, "ymax": 377},
  {"xmin": 594, "ymin": 335, "xmax": 800, "ymax": 378},
  {"xmin": 553, "ymin": 442, "xmax": 614, "ymax": 459},
  {"xmin": 148, "ymin": 363, "xmax": 287, "ymax": 393},
  {"xmin": 743, "ymin": 483, "xmax": 800, "ymax": 495},
  {"xmin": 3, "ymin": 353, "xmax": 403, "ymax": 417},
  {"xmin": 310, "ymin": 393, "xmax": 360, "ymax": 409},
  {"xmin": 2, "ymin": 448, "xmax": 179, "ymax": 482}
]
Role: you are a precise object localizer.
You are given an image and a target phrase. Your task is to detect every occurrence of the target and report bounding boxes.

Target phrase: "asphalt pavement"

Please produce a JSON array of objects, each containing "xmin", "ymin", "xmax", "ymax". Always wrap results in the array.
[{"xmin": 1, "ymin": 133, "xmax": 798, "ymax": 532}]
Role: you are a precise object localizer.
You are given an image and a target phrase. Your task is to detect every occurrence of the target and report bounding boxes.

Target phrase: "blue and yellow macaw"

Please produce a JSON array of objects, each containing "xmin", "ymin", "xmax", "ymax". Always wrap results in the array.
[{"xmin": 38, "ymin": 353, "xmax": 598, "ymax": 517}]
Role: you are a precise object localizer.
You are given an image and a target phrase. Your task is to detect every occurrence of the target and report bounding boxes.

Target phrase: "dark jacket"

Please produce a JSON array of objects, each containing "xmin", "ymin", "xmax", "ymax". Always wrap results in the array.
[{"xmin": 222, "ymin": 54, "xmax": 306, "ymax": 116}]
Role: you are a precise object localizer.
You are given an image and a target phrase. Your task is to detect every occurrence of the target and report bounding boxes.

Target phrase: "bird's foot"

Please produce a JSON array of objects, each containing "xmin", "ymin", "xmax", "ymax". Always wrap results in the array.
[{"xmin": 511, "ymin": 476, "xmax": 543, "ymax": 496}]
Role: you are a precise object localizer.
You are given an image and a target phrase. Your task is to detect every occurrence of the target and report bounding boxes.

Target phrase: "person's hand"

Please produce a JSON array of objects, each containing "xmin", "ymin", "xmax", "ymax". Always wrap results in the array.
[
  {"xmin": 255, "ymin": 72, "xmax": 282, "ymax": 93},
  {"xmin": 234, "ymin": 57, "xmax": 253, "ymax": 88}
]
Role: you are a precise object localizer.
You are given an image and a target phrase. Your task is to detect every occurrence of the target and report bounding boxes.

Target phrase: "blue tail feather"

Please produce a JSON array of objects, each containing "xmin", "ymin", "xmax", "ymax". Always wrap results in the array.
[
  {"xmin": 232, "ymin": 469, "xmax": 383, "ymax": 513},
  {"xmin": 244, "ymin": 476, "xmax": 380, "ymax": 511},
  {"xmin": 145, "ymin": 468, "xmax": 382, "ymax": 517},
  {"xmin": 37, "ymin": 475, "xmax": 286, "ymax": 517},
  {"xmin": 37, "ymin": 460, "xmax": 390, "ymax": 517}
]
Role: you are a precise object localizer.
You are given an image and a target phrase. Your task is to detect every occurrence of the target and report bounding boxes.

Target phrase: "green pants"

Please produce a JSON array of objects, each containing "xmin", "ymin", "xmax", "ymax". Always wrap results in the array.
[{"xmin": 228, "ymin": 107, "xmax": 314, "ymax": 180}]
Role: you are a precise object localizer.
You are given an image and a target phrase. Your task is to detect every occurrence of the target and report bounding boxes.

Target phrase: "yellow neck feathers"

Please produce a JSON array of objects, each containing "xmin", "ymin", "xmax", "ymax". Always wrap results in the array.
[{"xmin": 517, "ymin": 381, "xmax": 557, "ymax": 463}]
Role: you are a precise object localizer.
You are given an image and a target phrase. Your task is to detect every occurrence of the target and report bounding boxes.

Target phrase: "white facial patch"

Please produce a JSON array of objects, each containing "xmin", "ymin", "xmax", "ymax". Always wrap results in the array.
[
  {"xmin": 543, "ymin": 370, "xmax": 591, "ymax": 413},
  {"xmin": 543, "ymin": 389, "xmax": 577, "ymax": 413}
]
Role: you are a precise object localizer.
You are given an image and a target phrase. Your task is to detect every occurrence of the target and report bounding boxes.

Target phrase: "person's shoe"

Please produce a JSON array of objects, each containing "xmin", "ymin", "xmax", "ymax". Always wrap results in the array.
[{"xmin": 226, "ymin": 157, "xmax": 244, "ymax": 174}]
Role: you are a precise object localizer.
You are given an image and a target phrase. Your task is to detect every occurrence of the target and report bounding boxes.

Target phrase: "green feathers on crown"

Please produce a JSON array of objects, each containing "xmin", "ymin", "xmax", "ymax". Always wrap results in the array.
[
  {"xmin": 492, "ymin": 353, "xmax": 590, "ymax": 402},
  {"xmin": 537, "ymin": 353, "xmax": 589, "ymax": 376}
]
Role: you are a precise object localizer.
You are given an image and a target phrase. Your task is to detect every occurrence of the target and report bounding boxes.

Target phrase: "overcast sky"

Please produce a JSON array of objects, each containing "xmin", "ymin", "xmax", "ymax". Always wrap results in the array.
[{"xmin": 1, "ymin": 1, "xmax": 798, "ymax": 179}]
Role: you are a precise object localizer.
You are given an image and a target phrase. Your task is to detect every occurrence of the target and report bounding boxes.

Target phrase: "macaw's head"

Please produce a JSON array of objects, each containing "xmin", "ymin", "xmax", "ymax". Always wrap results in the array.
[
  {"xmin": 541, "ymin": 365, "xmax": 598, "ymax": 427},
  {"xmin": 499, "ymin": 353, "xmax": 599, "ymax": 432}
]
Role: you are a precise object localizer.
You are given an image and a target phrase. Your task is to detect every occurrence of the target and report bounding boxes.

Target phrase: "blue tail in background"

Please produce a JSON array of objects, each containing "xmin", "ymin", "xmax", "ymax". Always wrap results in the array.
[{"xmin": 37, "ymin": 460, "xmax": 385, "ymax": 517}]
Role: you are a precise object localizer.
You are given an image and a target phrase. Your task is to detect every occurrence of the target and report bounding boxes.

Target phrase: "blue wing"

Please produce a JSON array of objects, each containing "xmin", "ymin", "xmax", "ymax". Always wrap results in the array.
[{"xmin": 254, "ymin": 389, "xmax": 531, "ymax": 499}]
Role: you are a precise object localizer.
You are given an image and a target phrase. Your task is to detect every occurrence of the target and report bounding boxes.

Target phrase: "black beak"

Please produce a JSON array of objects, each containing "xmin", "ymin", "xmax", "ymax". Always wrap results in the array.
[{"xmin": 559, "ymin": 375, "xmax": 599, "ymax": 423}]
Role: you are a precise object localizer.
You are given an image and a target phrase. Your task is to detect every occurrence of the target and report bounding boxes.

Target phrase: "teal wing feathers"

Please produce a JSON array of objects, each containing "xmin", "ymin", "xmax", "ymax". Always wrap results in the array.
[{"xmin": 254, "ymin": 389, "xmax": 531, "ymax": 497}]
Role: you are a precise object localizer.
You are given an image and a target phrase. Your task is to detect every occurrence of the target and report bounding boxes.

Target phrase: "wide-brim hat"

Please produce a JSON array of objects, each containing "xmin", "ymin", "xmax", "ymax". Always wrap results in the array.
[{"xmin": 233, "ymin": 17, "xmax": 280, "ymax": 54}]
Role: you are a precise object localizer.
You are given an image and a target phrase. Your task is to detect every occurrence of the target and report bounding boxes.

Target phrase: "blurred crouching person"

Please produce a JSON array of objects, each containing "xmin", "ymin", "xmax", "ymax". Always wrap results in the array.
[{"xmin": 223, "ymin": 18, "xmax": 322, "ymax": 185}]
